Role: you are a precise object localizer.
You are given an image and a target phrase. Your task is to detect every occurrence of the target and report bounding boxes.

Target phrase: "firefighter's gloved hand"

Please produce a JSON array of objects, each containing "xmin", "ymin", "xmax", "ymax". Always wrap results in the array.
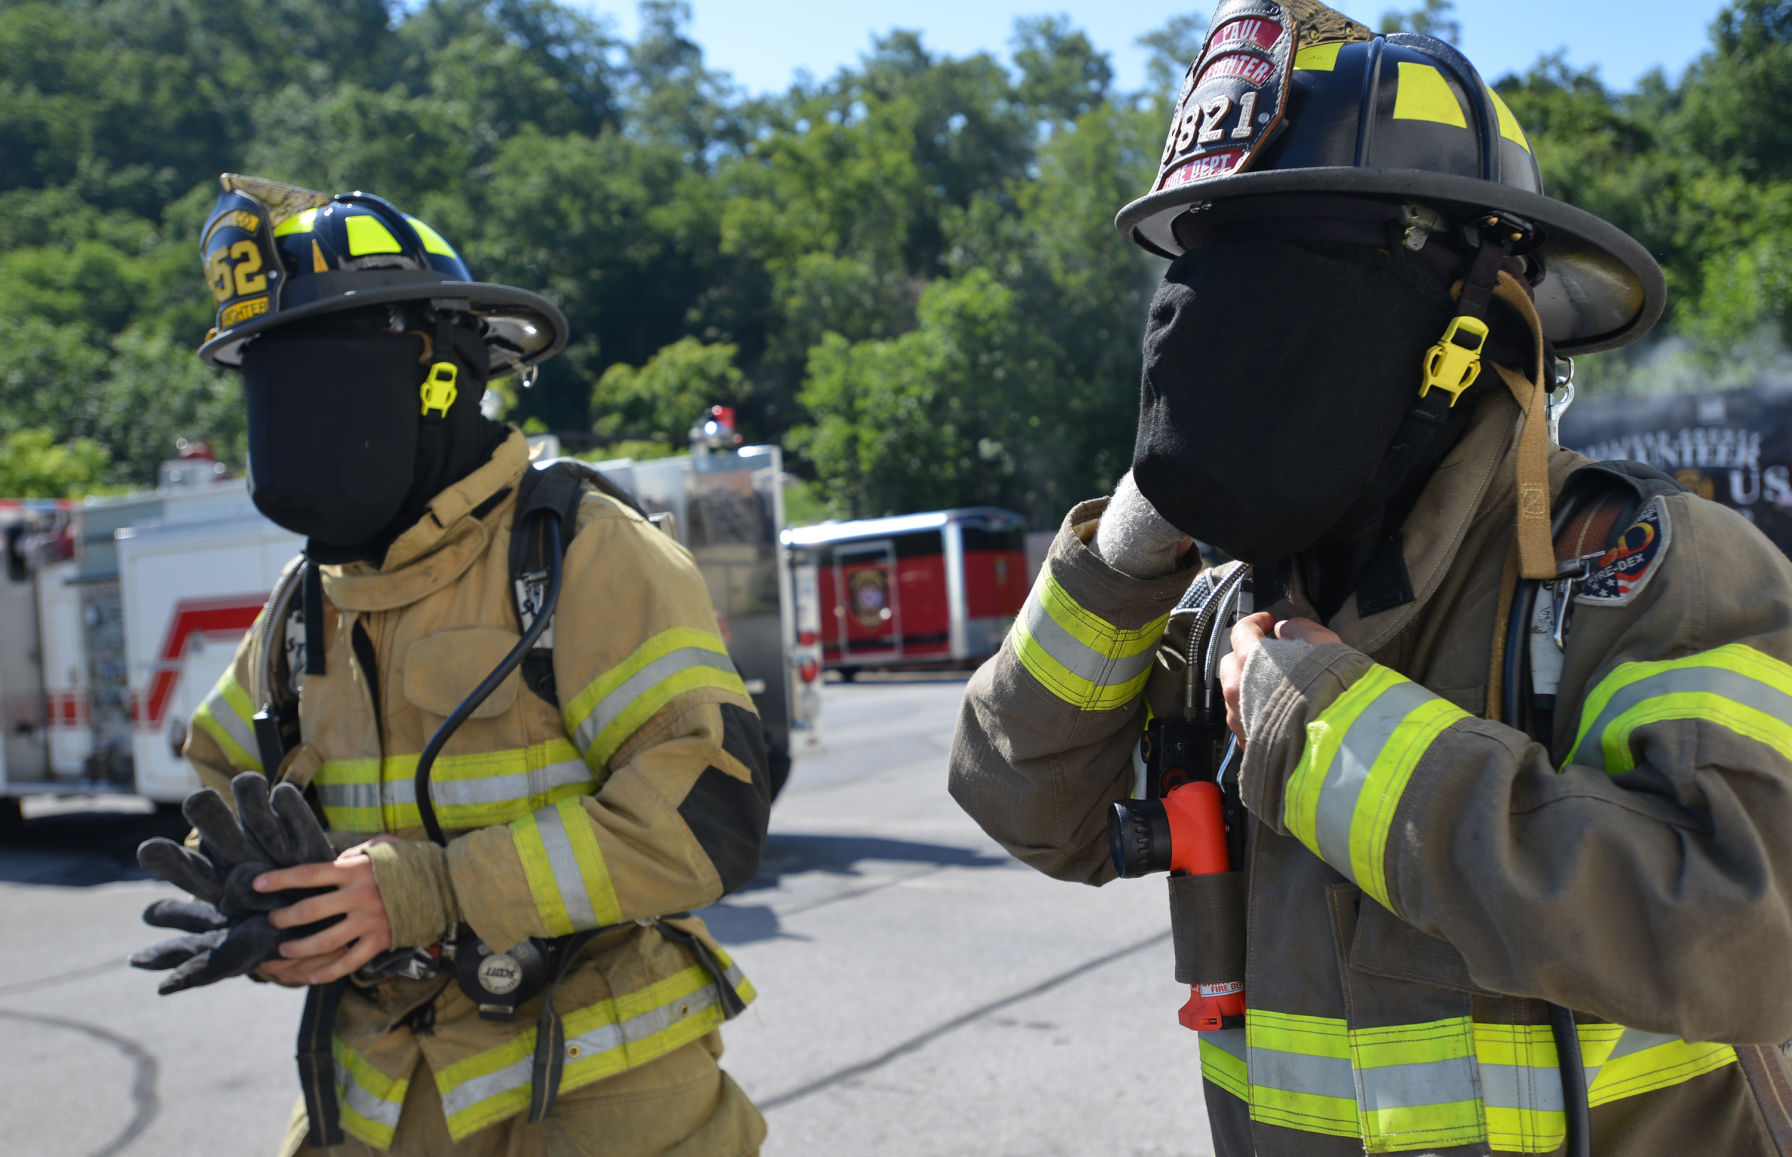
[
  {"xmin": 1092, "ymin": 471, "xmax": 1194, "ymax": 579},
  {"xmin": 137, "ymin": 773, "xmax": 335, "ymax": 905},
  {"xmin": 135, "ymin": 841, "xmax": 297, "ymax": 915},
  {"xmin": 130, "ymin": 898, "xmax": 286, "ymax": 995},
  {"xmin": 132, "ymin": 773, "xmax": 341, "ymax": 995},
  {"xmin": 180, "ymin": 772, "xmax": 334, "ymax": 871},
  {"xmin": 226, "ymin": 772, "xmax": 336, "ymax": 866}
]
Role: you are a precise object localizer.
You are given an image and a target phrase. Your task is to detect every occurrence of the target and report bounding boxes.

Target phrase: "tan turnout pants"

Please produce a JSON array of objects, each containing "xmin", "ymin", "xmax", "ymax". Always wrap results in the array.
[{"xmin": 280, "ymin": 1033, "xmax": 765, "ymax": 1157}]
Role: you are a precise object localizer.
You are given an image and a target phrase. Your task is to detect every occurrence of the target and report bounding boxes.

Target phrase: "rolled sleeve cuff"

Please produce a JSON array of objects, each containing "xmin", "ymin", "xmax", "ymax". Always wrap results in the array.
[
  {"xmin": 367, "ymin": 839, "xmax": 460, "ymax": 949},
  {"xmin": 1012, "ymin": 500, "xmax": 1201, "ymax": 713}
]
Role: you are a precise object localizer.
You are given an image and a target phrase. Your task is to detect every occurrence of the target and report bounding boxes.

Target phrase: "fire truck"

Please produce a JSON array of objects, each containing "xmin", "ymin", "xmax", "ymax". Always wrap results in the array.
[
  {"xmin": 0, "ymin": 430, "xmax": 819, "ymax": 828},
  {"xmin": 781, "ymin": 507, "xmax": 1028, "ymax": 678}
]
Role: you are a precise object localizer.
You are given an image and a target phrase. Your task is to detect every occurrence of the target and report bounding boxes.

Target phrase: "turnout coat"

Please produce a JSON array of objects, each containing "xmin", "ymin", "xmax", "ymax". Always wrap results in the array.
[
  {"xmin": 950, "ymin": 389, "xmax": 1792, "ymax": 1156},
  {"xmin": 185, "ymin": 430, "xmax": 769, "ymax": 1151}
]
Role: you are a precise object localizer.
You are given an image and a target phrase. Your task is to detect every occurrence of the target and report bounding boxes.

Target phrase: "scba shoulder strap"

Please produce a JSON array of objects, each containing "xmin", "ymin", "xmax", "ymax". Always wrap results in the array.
[
  {"xmin": 508, "ymin": 458, "xmax": 650, "ymax": 704},
  {"xmin": 1508, "ymin": 459, "xmax": 1685, "ymax": 745}
]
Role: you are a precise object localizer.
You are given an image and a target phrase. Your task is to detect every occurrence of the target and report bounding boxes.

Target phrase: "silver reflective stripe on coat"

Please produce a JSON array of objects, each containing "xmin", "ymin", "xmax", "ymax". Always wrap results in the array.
[
  {"xmin": 1018, "ymin": 591, "xmax": 1157, "ymax": 689},
  {"xmin": 534, "ymin": 803, "xmax": 600, "ymax": 928},
  {"xmin": 570, "ymin": 647, "xmax": 739, "ymax": 754},
  {"xmin": 314, "ymin": 757, "xmax": 592, "ymax": 812},
  {"xmin": 1572, "ymin": 666, "xmax": 1792, "ymax": 772},
  {"xmin": 1251, "ymin": 1045, "xmax": 1358, "ymax": 1103},
  {"xmin": 437, "ymin": 961, "xmax": 749, "ymax": 1125},
  {"xmin": 337, "ymin": 1070, "xmax": 405, "ymax": 1132},
  {"xmin": 1308, "ymin": 679, "xmax": 1438, "ymax": 874}
]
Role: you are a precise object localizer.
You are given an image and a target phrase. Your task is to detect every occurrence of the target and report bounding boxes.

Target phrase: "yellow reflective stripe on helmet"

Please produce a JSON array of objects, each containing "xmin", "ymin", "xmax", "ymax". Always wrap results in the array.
[
  {"xmin": 345, "ymin": 215, "xmax": 402, "ymax": 256},
  {"xmin": 509, "ymin": 796, "xmax": 623, "ymax": 937},
  {"xmin": 1565, "ymin": 643, "xmax": 1792, "ymax": 774},
  {"xmin": 272, "ymin": 207, "xmax": 318, "ymax": 237},
  {"xmin": 190, "ymin": 668, "xmax": 262, "ymax": 771},
  {"xmin": 1487, "ymin": 87, "xmax": 1533, "ymax": 153},
  {"xmin": 407, "ymin": 215, "xmax": 459, "ymax": 259},
  {"xmin": 436, "ymin": 954, "xmax": 755, "ymax": 1141},
  {"xmin": 562, "ymin": 627, "xmax": 746, "ymax": 773},
  {"xmin": 1294, "ymin": 42, "xmax": 1344, "ymax": 71},
  {"xmin": 332, "ymin": 1037, "xmax": 407, "ymax": 1150},
  {"xmin": 314, "ymin": 739, "xmax": 594, "ymax": 833},
  {"xmin": 1011, "ymin": 573, "xmax": 1167, "ymax": 711},
  {"xmin": 1392, "ymin": 61, "xmax": 1469, "ymax": 129},
  {"xmin": 1285, "ymin": 665, "xmax": 1467, "ymax": 909}
]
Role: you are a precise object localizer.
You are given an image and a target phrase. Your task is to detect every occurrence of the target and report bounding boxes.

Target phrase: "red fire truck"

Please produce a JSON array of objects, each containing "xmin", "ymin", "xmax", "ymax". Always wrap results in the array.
[
  {"xmin": 0, "ymin": 431, "xmax": 819, "ymax": 826},
  {"xmin": 782, "ymin": 507, "xmax": 1028, "ymax": 678}
]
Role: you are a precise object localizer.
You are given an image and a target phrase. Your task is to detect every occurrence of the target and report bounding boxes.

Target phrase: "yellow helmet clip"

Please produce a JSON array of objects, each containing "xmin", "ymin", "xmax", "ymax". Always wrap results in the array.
[
  {"xmin": 421, "ymin": 361, "xmax": 459, "ymax": 417},
  {"xmin": 1419, "ymin": 315, "xmax": 1489, "ymax": 405}
]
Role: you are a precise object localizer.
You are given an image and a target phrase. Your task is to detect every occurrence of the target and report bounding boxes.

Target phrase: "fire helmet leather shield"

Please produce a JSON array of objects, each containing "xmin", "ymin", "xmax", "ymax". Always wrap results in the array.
[
  {"xmin": 1115, "ymin": 1, "xmax": 1665, "ymax": 354},
  {"xmin": 198, "ymin": 174, "xmax": 568, "ymax": 372}
]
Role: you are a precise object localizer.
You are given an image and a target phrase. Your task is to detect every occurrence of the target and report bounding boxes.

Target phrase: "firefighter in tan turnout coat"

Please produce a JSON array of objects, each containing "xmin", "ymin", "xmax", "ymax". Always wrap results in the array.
[
  {"xmin": 133, "ymin": 175, "xmax": 769, "ymax": 1156},
  {"xmin": 951, "ymin": 4, "xmax": 1792, "ymax": 1155}
]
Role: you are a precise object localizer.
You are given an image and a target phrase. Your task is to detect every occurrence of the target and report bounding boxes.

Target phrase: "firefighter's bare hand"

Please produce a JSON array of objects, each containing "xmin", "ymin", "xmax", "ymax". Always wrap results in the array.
[
  {"xmin": 1220, "ymin": 613, "xmax": 1342, "ymax": 744},
  {"xmin": 256, "ymin": 843, "xmax": 393, "ymax": 986}
]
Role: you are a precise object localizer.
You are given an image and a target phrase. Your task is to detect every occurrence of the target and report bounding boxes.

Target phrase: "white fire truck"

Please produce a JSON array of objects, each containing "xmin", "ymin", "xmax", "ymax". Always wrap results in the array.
[{"xmin": 0, "ymin": 430, "xmax": 820, "ymax": 828}]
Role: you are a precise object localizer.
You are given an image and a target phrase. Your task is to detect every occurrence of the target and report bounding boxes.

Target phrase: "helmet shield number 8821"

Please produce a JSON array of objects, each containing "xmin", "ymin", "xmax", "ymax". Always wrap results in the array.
[
  {"xmin": 1157, "ymin": 0, "xmax": 1297, "ymax": 191},
  {"xmin": 202, "ymin": 190, "xmax": 283, "ymax": 338}
]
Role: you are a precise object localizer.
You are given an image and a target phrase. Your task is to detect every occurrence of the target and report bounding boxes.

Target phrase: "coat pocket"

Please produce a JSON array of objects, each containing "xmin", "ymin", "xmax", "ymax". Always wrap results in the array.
[
  {"xmin": 402, "ymin": 627, "xmax": 522, "ymax": 721},
  {"xmin": 1346, "ymin": 888, "xmax": 1488, "ymax": 994}
]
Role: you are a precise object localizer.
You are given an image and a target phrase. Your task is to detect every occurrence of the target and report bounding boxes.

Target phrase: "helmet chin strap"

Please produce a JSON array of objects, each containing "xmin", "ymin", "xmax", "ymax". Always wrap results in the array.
[
  {"xmin": 1487, "ymin": 271, "xmax": 1556, "ymax": 581},
  {"xmin": 1421, "ymin": 221, "xmax": 1557, "ymax": 582}
]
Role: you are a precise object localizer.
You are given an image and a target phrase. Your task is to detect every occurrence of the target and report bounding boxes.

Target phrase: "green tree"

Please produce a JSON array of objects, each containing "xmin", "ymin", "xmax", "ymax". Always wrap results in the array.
[
  {"xmin": 592, "ymin": 337, "xmax": 747, "ymax": 446},
  {"xmin": 1379, "ymin": 0, "xmax": 1461, "ymax": 42},
  {"xmin": 0, "ymin": 427, "xmax": 111, "ymax": 497},
  {"xmin": 624, "ymin": 0, "xmax": 750, "ymax": 168},
  {"xmin": 1012, "ymin": 16, "xmax": 1113, "ymax": 125},
  {"xmin": 1137, "ymin": 14, "xmax": 1208, "ymax": 98},
  {"xmin": 1677, "ymin": 0, "xmax": 1792, "ymax": 180}
]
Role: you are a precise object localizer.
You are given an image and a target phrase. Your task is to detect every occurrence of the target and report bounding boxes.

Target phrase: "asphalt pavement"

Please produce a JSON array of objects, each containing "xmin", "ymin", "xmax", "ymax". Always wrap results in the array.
[{"xmin": 0, "ymin": 674, "xmax": 1213, "ymax": 1157}]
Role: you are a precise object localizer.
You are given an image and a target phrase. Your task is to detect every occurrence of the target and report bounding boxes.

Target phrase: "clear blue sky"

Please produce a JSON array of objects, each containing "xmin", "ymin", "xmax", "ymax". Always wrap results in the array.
[{"xmin": 590, "ymin": 1, "xmax": 1732, "ymax": 97}]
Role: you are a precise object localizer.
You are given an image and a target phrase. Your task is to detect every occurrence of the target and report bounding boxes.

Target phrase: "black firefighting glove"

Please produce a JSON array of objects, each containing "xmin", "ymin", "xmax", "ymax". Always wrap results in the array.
[
  {"xmin": 131, "ymin": 899, "xmax": 288, "ymax": 993},
  {"xmin": 131, "ymin": 773, "xmax": 339, "ymax": 995}
]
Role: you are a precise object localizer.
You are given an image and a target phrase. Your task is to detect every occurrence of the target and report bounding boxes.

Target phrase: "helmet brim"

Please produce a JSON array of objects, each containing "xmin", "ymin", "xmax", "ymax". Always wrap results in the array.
[
  {"xmin": 200, "ymin": 280, "xmax": 570, "ymax": 373},
  {"xmin": 1116, "ymin": 167, "xmax": 1665, "ymax": 355}
]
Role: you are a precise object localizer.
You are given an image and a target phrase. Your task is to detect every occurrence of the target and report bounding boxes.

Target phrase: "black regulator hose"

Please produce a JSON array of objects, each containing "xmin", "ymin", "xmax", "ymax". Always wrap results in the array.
[
  {"xmin": 414, "ymin": 516, "xmax": 564, "ymax": 846},
  {"xmin": 1551, "ymin": 1002, "xmax": 1592, "ymax": 1157},
  {"xmin": 1503, "ymin": 535, "xmax": 1592, "ymax": 1157}
]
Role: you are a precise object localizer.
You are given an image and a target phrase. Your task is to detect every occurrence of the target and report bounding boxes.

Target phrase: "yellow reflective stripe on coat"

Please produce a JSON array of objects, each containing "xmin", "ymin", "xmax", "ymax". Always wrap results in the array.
[
  {"xmin": 562, "ymin": 627, "xmax": 746, "ymax": 772},
  {"xmin": 1244, "ymin": 1009, "xmax": 1360, "ymax": 1137},
  {"xmin": 313, "ymin": 738, "xmax": 593, "ymax": 832},
  {"xmin": 1012, "ymin": 573, "xmax": 1167, "ymax": 711},
  {"xmin": 190, "ymin": 667, "xmax": 263, "ymax": 771},
  {"xmin": 1284, "ymin": 664, "xmax": 1467, "ymax": 910},
  {"xmin": 1588, "ymin": 1028, "xmax": 1736, "ymax": 1106},
  {"xmin": 510, "ymin": 796, "xmax": 623, "ymax": 936},
  {"xmin": 1566, "ymin": 643, "xmax": 1792, "ymax": 774},
  {"xmin": 434, "ymin": 951, "xmax": 755, "ymax": 1141},
  {"xmin": 332, "ymin": 1037, "xmax": 408, "ymax": 1150},
  {"xmin": 1203, "ymin": 1010, "xmax": 1736, "ymax": 1153}
]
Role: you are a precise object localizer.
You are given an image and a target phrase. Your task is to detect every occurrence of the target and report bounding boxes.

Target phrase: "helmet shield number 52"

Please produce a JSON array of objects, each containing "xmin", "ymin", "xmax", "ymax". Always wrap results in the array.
[
  {"xmin": 1157, "ymin": 0, "xmax": 1297, "ymax": 192},
  {"xmin": 202, "ymin": 190, "xmax": 283, "ymax": 340}
]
